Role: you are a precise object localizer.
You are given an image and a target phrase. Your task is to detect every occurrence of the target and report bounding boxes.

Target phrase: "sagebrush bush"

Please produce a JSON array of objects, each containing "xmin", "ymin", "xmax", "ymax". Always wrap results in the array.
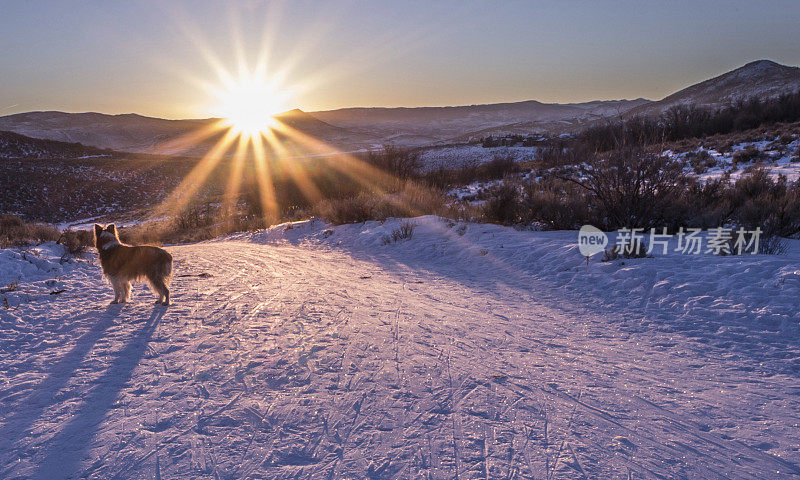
[
  {"xmin": 313, "ymin": 182, "xmax": 454, "ymax": 225},
  {"xmin": 389, "ymin": 221, "xmax": 416, "ymax": 243},
  {"xmin": 519, "ymin": 177, "xmax": 591, "ymax": 230},
  {"xmin": 601, "ymin": 239, "xmax": 648, "ymax": 261},
  {"xmin": 58, "ymin": 229, "xmax": 93, "ymax": 256},
  {"xmin": 483, "ymin": 154, "xmax": 520, "ymax": 179},
  {"xmin": 688, "ymin": 150, "xmax": 716, "ymax": 174},
  {"xmin": 727, "ymin": 169, "xmax": 800, "ymax": 238},
  {"xmin": 732, "ymin": 147, "xmax": 764, "ymax": 165},
  {"xmin": 364, "ymin": 145, "xmax": 424, "ymax": 180},
  {"xmin": 0, "ymin": 214, "xmax": 60, "ymax": 247},
  {"xmin": 482, "ymin": 181, "xmax": 521, "ymax": 225}
]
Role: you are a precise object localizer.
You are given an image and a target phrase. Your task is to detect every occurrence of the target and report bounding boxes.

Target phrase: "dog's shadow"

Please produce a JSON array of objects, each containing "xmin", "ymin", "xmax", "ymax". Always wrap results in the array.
[
  {"xmin": 3, "ymin": 305, "xmax": 166, "ymax": 479},
  {"xmin": 0, "ymin": 305, "xmax": 122, "ymax": 456}
]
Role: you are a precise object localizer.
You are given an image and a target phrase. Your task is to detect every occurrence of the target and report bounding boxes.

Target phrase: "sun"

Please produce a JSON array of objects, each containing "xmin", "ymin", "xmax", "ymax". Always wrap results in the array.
[{"xmin": 215, "ymin": 74, "xmax": 289, "ymax": 137}]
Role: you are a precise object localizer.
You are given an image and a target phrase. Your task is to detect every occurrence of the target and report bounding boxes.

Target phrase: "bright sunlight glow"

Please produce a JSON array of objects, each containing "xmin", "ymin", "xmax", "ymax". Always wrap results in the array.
[{"xmin": 215, "ymin": 74, "xmax": 289, "ymax": 136}]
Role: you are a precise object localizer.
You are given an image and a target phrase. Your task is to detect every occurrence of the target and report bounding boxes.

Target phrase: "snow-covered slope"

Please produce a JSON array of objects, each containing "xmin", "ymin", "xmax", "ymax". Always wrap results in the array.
[
  {"xmin": 3, "ymin": 60, "xmax": 798, "ymax": 152},
  {"xmin": 668, "ymin": 136, "xmax": 800, "ymax": 181},
  {"xmin": 627, "ymin": 60, "xmax": 800, "ymax": 117},
  {"xmin": 0, "ymin": 110, "xmax": 378, "ymax": 156},
  {"xmin": 1, "ymin": 217, "xmax": 799, "ymax": 479},
  {"xmin": 0, "ymin": 130, "xmax": 114, "ymax": 159},
  {"xmin": 0, "ymin": 112, "xmax": 213, "ymax": 154},
  {"xmin": 310, "ymin": 99, "xmax": 650, "ymax": 144}
]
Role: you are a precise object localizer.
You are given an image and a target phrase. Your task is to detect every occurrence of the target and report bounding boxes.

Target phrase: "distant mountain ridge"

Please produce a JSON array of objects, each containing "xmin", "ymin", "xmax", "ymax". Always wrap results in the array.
[
  {"xmin": 309, "ymin": 98, "xmax": 651, "ymax": 144},
  {"xmin": 0, "ymin": 112, "xmax": 214, "ymax": 154},
  {"xmin": 0, "ymin": 109, "xmax": 379, "ymax": 156},
  {"xmin": 1, "ymin": 59, "xmax": 798, "ymax": 154}
]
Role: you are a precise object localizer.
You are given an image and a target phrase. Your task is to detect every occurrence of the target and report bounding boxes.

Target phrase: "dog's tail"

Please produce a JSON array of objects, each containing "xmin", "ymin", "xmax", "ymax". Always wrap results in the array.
[{"xmin": 160, "ymin": 251, "xmax": 173, "ymax": 285}]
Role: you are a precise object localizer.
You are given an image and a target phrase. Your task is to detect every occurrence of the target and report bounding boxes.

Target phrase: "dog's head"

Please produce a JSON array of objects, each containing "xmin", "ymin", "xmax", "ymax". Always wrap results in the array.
[{"xmin": 94, "ymin": 224, "xmax": 121, "ymax": 250}]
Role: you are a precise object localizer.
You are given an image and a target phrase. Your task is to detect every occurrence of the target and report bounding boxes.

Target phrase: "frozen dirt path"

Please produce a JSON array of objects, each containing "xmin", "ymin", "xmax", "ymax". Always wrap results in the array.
[{"xmin": 1, "ymin": 239, "xmax": 799, "ymax": 479}]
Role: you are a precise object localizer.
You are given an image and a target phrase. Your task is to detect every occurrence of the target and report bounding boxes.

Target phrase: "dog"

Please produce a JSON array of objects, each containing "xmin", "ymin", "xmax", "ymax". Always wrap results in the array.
[{"xmin": 94, "ymin": 224, "xmax": 173, "ymax": 305}]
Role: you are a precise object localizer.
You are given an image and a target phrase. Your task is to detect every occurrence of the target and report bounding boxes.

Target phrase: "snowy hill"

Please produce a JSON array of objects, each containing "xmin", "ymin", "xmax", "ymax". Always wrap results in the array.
[
  {"xmin": 0, "ymin": 130, "xmax": 114, "ymax": 159},
  {"xmin": 310, "ymin": 60, "xmax": 800, "ymax": 143},
  {"xmin": 627, "ymin": 60, "xmax": 800, "ymax": 117},
  {"xmin": 1, "ymin": 216, "xmax": 799, "ymax": 478},
  {"xmin": 2, "ymin": 60, "xmax": 799, "ymax": 153},
  {"xmin": 0, "ymin": 111, "xmax": 213, "ymax": 154},
  {"xmin": 310, "ymin": 98, "xmax": 651, "ymax": 144},
  {"xmin": 0, "ymin": 110, "xmax": 378, "ymax": 156}
]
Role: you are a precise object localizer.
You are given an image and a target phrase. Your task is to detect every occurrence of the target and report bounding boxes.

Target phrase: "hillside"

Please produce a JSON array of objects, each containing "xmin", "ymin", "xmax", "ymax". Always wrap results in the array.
[
  {"xmin": 0, "ymin": 112, "xmax": 212, "ymax": 154},
  {"xmin": 310, "ymin": 98, "xmax": 650, "ymax": 144},
  {"xmin": 0, "ymin": 130, "xmax": 114, "ymax": 159},
  {"xmin": 0, "ymin": 110, "xmax": 378, "ymax": 156},
  {"xmin": 626, "ymin": 60, "xmax": 800, "ymax": 117},
  {"xmin": 269, "ymin": 109, "xmax": 380, "ymax": 151},
  {"xmin": 310, "ymin": 60, "xmax": 800, "ymax": 143},
  {"xmin": 2, "ymin": 60, "xmax": 800, "ymax": 151}
]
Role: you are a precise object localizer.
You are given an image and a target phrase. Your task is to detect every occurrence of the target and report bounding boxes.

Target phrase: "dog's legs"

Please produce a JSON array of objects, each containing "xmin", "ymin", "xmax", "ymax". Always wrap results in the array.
[
  {"xmin": 110, "ymin": 278, "xmax": 122, "ymax": 304},
  {"xmin": 121, "ymin": 282, "xmax": 132, "ymax": 303},
  {"xmin": 149, "ymin": 276, "xmax": 170, "ymax": 306}
]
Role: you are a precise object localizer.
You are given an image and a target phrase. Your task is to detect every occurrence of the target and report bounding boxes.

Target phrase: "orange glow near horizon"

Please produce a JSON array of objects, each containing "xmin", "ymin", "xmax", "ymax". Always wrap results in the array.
[{"xmin": 146, "ymin": 21, "xmax": 429, "ymax": 231}]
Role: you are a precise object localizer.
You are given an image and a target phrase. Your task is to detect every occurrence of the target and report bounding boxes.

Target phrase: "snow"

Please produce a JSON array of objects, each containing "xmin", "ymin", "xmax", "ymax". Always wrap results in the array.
[
  {"xmin": 418, "ymin": 145, "xmax": 537, "ymax": 171},
  {"xmin": 1, "ymin": 217, "xmax": 799, "ymax": 478},
  {"xmin": 665, "ymin": 138, "xmax": 800, "ymax": 182}
]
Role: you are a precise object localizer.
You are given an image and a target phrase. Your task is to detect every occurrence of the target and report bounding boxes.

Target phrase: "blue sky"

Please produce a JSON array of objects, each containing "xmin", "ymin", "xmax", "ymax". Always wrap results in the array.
[{"xmin": 1, "ymin": 0, "xmax": 799, "ymax": 118}]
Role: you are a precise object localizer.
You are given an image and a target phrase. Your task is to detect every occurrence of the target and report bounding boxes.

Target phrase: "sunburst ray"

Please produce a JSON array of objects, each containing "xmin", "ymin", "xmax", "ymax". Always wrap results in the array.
[{"xmin": 152, "ymin": 128, "xmax": 238, "ymax": 220}]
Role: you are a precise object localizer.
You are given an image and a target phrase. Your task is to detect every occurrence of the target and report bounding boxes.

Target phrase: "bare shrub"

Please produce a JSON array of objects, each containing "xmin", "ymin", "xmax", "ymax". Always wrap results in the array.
[
  {"xmin": 520, "ymin": 177, "xmax": 591, "ymax": 230},
  {"xmin": 365, "ymin": 145, "xmax": 423, "ymax": 180},
  {"xmin": 482, "ymin": 180, "xmax": 521, "ymax": 225},
  {"xmin": 390, "ymin": 221, "xmax": 416, "ymax": 242},
  {"xmin": 759, "ymin": 234, "xmax": 789, "ymax": 255},
  {"xmin": 0, "ymin": 281, "xmax": 19, "ymax": 293},
  {"xmin": 728, "ymin": 169, "xmax": 800, "ymax": 238},
  {"xmin": 732, "ymin": 147, "xmax": 764, "ymax": 165},
  {"xmin": 313, "ymin": 194, "xmax": 377, "ymax": 224},
  {"xmin": 0, "ymin": 214, "xmax": 60, "ymax": 247},
  {"xmin": 537, "ymin": 145, "xmax": 579, "ymax": 169},
  {"xmin": 57, "ymin": 229, "xmax": 93, "ymax": 256},
  {"xmin": 313, "ymin": 182, "xmax": 451, "ymax": 225},
  {"xmin": 559, "ymin": 149, "xmax": 688, "ymax": 230},
  {"xmin": 601, "ymin": 239, "xmax": 648, "ymax": 261},
  {"xmin": 483, "ymin": 154, "xmax": 520, "ymax": 179},
  {"xmin": 687, "ymin": 150, "xmax": 716, "ymax": 174},
  {"xmin": 681, "ymin": 177, "xmax": 730, "ymax": 229},
  {"xmin": 176, "ymin": 204, "xmax": 217, "ymax": 231}
]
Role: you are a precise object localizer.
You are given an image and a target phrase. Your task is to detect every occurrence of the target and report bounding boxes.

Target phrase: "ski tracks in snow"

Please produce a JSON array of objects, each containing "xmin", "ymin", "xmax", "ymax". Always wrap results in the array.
[{"xmin": 1, "ymin": 239, "xmax": 799, "ymax": 479}]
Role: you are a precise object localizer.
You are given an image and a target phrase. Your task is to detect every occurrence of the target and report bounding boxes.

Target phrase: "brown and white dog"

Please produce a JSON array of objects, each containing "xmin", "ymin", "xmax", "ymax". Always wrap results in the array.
[{"xmin": 94, "ymin": 224, "xmax": 173, "ymax": 305}]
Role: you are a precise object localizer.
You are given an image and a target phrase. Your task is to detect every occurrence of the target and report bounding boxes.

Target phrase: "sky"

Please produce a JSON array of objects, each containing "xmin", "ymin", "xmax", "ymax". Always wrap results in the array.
[{"xmin": 1, "ymin": 0, "xmax": 799, "ymax": 119}]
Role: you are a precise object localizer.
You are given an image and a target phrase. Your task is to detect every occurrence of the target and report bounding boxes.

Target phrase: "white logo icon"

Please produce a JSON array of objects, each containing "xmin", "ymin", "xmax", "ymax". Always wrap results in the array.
[{"xmin": 578, "ymin": 225, "xmax": 608, "ymax": 257}]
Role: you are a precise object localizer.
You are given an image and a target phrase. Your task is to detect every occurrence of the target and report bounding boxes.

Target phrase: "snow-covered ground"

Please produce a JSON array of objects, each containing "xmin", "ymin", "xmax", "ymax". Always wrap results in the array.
[
  {"xmin": 419, "ymin": 145, "xmax": 538, "ymax": 171},
  {"xmin": 665, "ymin": 138, "xmax": 800, "ymax": 182},
  {"xmin": 2, "ymin": 217, "xmax": 799, "ymax": 479}
]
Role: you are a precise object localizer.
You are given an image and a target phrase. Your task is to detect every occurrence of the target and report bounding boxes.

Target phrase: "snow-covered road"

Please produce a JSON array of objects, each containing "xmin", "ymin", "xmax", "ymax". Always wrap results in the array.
[{"xmin": 2, "ymin": 218, "xmax": 799, "ymax": 479}]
